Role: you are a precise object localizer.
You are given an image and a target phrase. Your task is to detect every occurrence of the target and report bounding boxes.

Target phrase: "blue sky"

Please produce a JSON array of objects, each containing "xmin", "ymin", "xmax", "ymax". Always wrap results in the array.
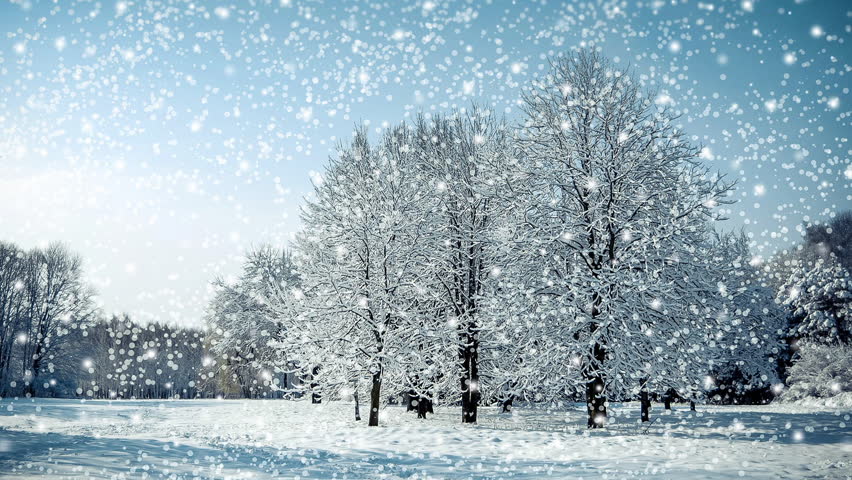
[{"xmin": 1, "ymin": 0, "xmax": 849, "ymax": 326}]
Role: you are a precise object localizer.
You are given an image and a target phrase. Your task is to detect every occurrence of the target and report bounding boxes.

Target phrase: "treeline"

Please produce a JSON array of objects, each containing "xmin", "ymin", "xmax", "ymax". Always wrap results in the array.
[
  {"xmin": 0, "ymin": 239, "xmax": 312, "ymax": 400},
  {"xmin": 203, "ymin": 50, "xmax": 832, "ymax": 429},
  {"xmin": 70, "ymin": 315, "xmax": 206, "ymax": 399},
  {"xmin": 0, "ymin": 238, "xmax": 206, "ymax": 399},
  {"xmin": 0, "ymin": 241, "xmax": 202, "ymax": 399},
  {"xmin": 0, "ymin": 238, "xmax": 300, "ymax": 400}
]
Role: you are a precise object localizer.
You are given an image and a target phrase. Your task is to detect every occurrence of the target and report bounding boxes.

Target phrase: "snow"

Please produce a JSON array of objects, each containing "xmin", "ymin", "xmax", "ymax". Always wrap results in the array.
[{"xmin": 1, "ymin": 399, "xmax": 850, "ymax": 479}]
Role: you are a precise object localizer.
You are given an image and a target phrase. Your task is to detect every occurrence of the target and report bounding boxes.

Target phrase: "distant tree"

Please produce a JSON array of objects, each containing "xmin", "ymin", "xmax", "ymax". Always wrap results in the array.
[
  {"xmin": 18, "ymin": 244, "xmax": 97, "ymax": 397},
  {"xmin": 783, "ymin": 341, "xmax": 852, "ymax": 401},
  {"xmin": 0, "ymin": 241, "xmax": 27, "ymax": 394},
  {"xmin": 803, "ymin": 211, "xmax": 852, "ymax": 271},
  {"xmin": 707, "ymin": 233, "xmax": 785, "ymax": 404},
  {"xmin": 206, "ymin": 246, "xmax": 301, "ymax": 398}
]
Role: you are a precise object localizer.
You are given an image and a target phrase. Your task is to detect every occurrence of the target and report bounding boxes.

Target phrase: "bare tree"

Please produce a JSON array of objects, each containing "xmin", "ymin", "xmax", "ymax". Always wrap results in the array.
[
  {"xmin": 0, "ymin": 242, "xmax": 27, "ymax": 394},
  {"xmin": 18, "ymin": 244, "xmax": 97, "ymax": 396}
]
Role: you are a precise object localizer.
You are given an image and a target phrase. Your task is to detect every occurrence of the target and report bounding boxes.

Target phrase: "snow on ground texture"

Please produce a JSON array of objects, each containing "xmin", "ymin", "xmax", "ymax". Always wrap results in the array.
[{"xmin": 0, "ymin": 399, "xmax": 850, "ymax": 479}]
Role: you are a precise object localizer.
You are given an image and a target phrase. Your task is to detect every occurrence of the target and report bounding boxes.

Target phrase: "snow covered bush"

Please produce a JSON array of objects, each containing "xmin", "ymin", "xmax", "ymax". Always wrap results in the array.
[{"xmin": 783, "ymin": 341, "xmax": 852, "ymax": 401}]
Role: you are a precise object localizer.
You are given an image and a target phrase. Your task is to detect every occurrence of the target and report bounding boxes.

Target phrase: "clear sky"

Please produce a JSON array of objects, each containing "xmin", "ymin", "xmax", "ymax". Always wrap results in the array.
[{"xmin": 1, "ymin": 0, "xmax": 849, "ymax": 326}]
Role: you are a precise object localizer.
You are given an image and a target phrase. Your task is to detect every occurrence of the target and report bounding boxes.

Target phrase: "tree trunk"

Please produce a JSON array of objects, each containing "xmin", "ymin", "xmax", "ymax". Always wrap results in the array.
[
  {"xmin": 24, "ymin": 381, "xmax": 35, "ymax": 398},
  {"xmin": 664, "ymin": 395, "xmax": 671, "ymax": 410},
  {"xmin": 25, "ymin": 354, "xmax": 43, "ymax": 398},
  {"xmin": 368, "ymin": 369, "xmax": 382, "ymax": 427},
  {"xmin": 586, "ymin": 375, "xmax": 606, "ymax": 428},
  {"xmin": 416, "ymin": 394, "xmax": 429, "ymax": 419},
  {"xmin": 354, "ymin": 387, "xmax": 361, "ymax": 421},
  {"xmin": 585, "ymin": 336, "xmax": 607, "ymax": 428},
  {"xmin": 460, "ymin": 329, "xmax": 480, "ymax": 423},
  {"xmin": 690, "ymin": 400, "xmax": 696, "ymax": 411},
  {"xmin": 310, "ymin": 365, "xmax": 321, "ymax": 404},
  {"xmin": 640, "ymin": 378, "xmax": 650, "ymax": 422}
]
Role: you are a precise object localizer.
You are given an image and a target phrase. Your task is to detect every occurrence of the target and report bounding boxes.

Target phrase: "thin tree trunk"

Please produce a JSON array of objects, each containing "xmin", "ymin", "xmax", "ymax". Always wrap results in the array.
[
  {"xmin": 406, "ymin": 389, "xmax": 416, "ymax": 412},
  {"xmin": 311, "ymin": 365, "xmax": 322, "ymax": 404},
  {"xmin": 354, "ymin": 386, "xmax": 361, "ymax": 421},
  {"xmin": 368, "ymin": 369, "xmax": 382, "ymax": 427},
  {"xmin": 640, "ymin": 378, "xmax": 650, "ymax": 423},
  {"xmin": 25, "ymin": 354, "xmax": 43, "ymax": 398}
]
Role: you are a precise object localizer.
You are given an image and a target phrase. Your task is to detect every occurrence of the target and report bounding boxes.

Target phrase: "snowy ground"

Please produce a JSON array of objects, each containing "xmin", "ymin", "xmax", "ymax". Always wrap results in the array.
[{"xmin": 0, "ymin": 398, "xmax": 850, "ymax": 479}]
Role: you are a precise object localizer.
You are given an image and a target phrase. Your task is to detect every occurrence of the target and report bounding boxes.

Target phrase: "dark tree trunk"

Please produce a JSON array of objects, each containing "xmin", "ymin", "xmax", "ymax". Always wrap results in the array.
[
  {"xmin": 416, "ymin": 395, "xmax": 429, "ymax": 419},
  {"xmin": 457, "ymin": 233, "xmax": 483, "ymax": 425},
  {"xmin": 282, "ymin": 372, "xmax": 288, "ymax": 397},
  {"xmin": 586, "ymin": 375, "xmax": 606, "ymax": 428},
  {"xmin": 583, "ymin": 289, "xmax": 608, "ymax": 428},
  {"xmin": 664, "ymin": 395, "xmax": 671, "ymax": 410},
  {"xmin": 25, "ymin": 354, "xmax": 43, "ymax": 398},
  {"xmin": 460, "ymin": 327, "xmax": 480, "ymax": 423},
  {"xmin": 24, "ymin": 343, "xmax": 43, "ymax": 397},
  {"xmin": 640, "ymin": 378, "xmax": 650, "ymax": 422},
  {"xmin": 368, "ymin": 369, "xmax": 382, "ymax": 427},
  {"xmin": 690, "ymin": 400, "xmax": 696, "ymax": 411},
  {"xmin": 585, "ymin": 336, "xmax": 607, "ymax": 428}
]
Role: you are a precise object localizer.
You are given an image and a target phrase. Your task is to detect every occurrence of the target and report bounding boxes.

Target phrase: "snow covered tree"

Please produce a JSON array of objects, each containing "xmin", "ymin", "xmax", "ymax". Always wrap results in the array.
[
  {"xmin": 706, "ymin": 233, "xmax": 785, "ymax": 404},
  {"xmin": 514, "ymin": 50, "xmax": 731, "ymax": 427},
  {"xmin": 295, "ymin": 124, "xmax": 447, "ymax": 426},
  {"xmin": 411, "ymin": 107, "xmax": 515, "ymax": 423},
  {"xmin": 778, "ymin": 254, "xmax": 851, "ymax": 345},
  {"xmin": 206, "ymin": 246, "xmax": 301, "ymax": 398},
  {"xmin": 765, "ymin": 211, "xmax": 852, "ymax": 299}
]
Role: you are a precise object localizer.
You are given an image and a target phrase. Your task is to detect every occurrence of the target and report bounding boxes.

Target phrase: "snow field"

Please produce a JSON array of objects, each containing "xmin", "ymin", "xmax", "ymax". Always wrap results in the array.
[{"xmin": 1, "ymin": 398, "xmax": 850, "ymax": 479}]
